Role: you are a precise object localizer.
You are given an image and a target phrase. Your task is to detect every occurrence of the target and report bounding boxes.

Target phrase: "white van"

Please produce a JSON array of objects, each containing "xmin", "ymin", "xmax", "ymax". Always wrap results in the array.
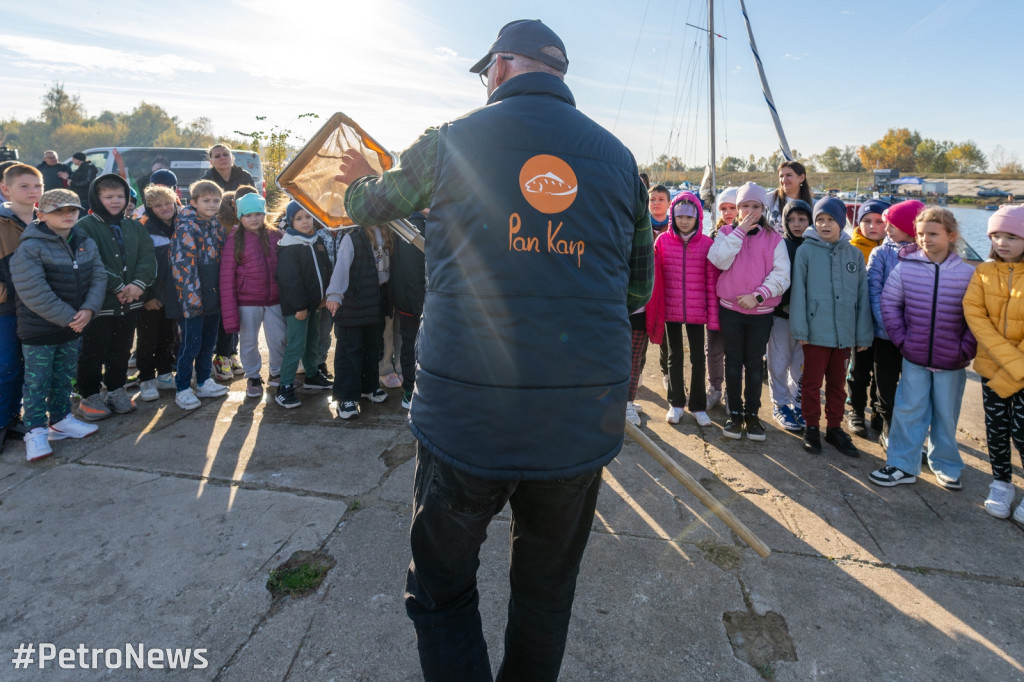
[{"xmin": 76, "ymin": 147, "xmax": 265, "ymax": 202}]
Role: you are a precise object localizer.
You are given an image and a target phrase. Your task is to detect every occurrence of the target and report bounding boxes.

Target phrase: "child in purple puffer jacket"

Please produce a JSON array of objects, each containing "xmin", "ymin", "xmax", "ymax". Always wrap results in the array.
[{"xmin": 869, "ymin": 207, "xmax": 976, "ymax": 491}]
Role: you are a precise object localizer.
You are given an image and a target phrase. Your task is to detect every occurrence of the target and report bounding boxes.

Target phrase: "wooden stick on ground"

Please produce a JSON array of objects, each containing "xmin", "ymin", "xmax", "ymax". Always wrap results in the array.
[{"xmin": 626, "ymin": 423, "xmax": 771, "ymax": 558}]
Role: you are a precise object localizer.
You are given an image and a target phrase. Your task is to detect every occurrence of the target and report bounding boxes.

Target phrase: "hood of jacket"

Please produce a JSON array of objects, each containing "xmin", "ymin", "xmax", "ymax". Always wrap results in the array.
[
  {"xmin": 143, "ymin": 204, "xmax": 177, "ymax": 240},
  {"xmin": 279, "ymin": 228, "xmax": 318, "ymax": 247},
  {"xmin": 87, "ymin": 173, "xmax": 131, "ymax": 225},
  {"xmin": 0, "ymin": 202, "xmax": 32, "ymax": 228},
  {"xmin": 801, "ymin": 227, "xmax": 851, "ymax": 250},
  {"xmin": 667, "ymin": 191, "xmax": 704, "ymax": 238}
]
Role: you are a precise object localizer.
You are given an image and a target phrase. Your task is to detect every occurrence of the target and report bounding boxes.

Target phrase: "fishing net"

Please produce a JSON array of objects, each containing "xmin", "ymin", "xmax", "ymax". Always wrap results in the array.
[{"xmin": 276, "ymin": 113, "xmax": 395, "ymax": 227}]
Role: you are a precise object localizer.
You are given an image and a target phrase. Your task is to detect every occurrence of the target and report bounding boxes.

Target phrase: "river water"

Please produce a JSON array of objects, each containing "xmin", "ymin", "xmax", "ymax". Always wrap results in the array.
[{"xmin": 700, "ymin": 204, "xmax": 997, "ymax": 260}]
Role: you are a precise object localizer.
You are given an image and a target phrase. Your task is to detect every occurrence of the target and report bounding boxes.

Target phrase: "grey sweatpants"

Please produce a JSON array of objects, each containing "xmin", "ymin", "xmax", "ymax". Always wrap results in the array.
[
  {"xmin": 766, "ymin": 316, "xmax": 803, "ymax": 408},
  {"xmin": 238, "ymin": 304, "xmax": 286, "ymax": 379}
]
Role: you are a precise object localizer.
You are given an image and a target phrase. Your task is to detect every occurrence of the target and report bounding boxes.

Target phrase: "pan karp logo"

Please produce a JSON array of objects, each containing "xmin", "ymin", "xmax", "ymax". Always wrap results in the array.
[
  {"xmin": 508, "ymin": 154, "xmax": 585, "ymax": 267},
  {"xmin": 519, "ymin": 155, "xmax": 578, "ymax": 214}
]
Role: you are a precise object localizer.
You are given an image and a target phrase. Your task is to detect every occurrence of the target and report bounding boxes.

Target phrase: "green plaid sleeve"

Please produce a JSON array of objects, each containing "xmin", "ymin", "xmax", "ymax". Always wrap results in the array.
[
  {"xmin": 627, "ymin": 192, "xmax": 654, "ymax": 314},
  {"xmin": 344, "ymin": 127, "xmax": 439, "ymax": 225}
]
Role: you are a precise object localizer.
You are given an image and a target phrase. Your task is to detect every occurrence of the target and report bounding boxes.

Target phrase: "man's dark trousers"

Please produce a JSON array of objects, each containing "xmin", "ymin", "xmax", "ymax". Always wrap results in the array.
[{"xmin": 405, "ymin": 445, "xmax": 602, "ymax": 682}]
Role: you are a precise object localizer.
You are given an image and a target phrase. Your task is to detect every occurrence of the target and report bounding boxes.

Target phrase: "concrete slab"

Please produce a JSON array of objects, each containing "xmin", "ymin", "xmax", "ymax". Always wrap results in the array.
[{"xmin": 0, "ymin": 464, "xmax": 346, "ymax": 680}]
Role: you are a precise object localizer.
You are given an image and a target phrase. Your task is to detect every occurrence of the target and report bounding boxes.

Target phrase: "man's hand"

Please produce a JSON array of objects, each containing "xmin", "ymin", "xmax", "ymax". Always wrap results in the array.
[
  {"xmin": 736, "ymin": 294, "xmax": 758, "ymax": 310},
  {"xmin": 295, "ymin": 310, "xmax": 308, "ymax": 321},
  {"xmin": 335, "ymin": 149, "xmax": 379, "ymax": 185},
  {"xmin": 57, "ymin": 171, "xmax": 69, "ymax": 180},
  {"xmin": 118, "ymin": 284, "xmax": 144, "ymax": 303},
  {"xmin": 69, "ymin": 309, "xmax": 93, "ymax": 333},
  {"xmin": 325, "ymin": 301, "xmax": 340, "ymax": 316},
  {"xmin": 144, "ymin": 298, "xmax": 163, "ymax": 311}
]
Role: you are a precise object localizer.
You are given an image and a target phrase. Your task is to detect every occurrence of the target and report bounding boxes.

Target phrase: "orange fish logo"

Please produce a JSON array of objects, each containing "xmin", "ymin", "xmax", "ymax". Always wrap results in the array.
[{"xmin": 519, "ymin": 155, "xmax": 577, "ymax": 214}]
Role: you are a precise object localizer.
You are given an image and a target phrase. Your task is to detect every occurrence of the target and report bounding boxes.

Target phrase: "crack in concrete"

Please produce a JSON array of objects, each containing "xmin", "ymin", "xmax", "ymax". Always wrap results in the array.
[{"xmin": 841, "ymin": 492, "xmax": 885, "ymax": 556}]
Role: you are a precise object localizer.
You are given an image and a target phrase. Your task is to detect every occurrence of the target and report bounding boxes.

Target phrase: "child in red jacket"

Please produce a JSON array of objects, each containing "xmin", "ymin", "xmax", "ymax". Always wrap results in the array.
[{"xmin": 645, "ymin": 192, "xmax": 718, "ymax": 427}]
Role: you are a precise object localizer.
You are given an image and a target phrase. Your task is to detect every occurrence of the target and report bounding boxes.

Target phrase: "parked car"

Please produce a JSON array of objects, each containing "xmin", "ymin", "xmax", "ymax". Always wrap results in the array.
[{"xmin": 73, "ymin": 147, "xmax": 265, "ymax": 202}]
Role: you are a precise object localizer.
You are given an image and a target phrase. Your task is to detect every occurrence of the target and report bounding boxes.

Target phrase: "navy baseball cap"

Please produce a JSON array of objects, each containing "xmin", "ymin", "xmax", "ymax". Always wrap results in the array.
[{"xmin": 469, "ymin": 19, "xmax": 568, "ymax": 75}]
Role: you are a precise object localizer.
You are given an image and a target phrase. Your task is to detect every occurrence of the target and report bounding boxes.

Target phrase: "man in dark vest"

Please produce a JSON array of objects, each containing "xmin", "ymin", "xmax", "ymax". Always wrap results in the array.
[{"xmin": 337, "ymin": 19, "xmax": 652, "ymax": 681}]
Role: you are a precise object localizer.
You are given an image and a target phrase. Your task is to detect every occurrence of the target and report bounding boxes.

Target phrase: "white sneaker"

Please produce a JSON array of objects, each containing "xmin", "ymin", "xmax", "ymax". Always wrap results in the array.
[
  {"xmin": 25, "ymin": 427, "xmax": 53, "ymax": 461},
  {"xmin": 195, "ymin": 378, "xmax": 229, "ymax": 398},
  {"xmin": 1014, "ymin": 499, "xmax": 1024, "ymax": 525},
  {"xmin": 984, "ymin": 480, "xmax": 1015, "ymax": 519},
  {"xmin": 139, "ymin": 379, "xmax": 160, "ymax": 402},
  {"xmin": 156, "ymin": 373, "xmax": 175, "ymax": 391},
  {"xmin": 665, "ymin": 406, "xmax": 685, "ymax": 424},
  {"xmin": 691, "ymin": 410, "xmax": 713, "ymax": 427},
  {"xmin": 625, "ymin": 402, "xmax": 641, "ymax": 426},
  {"xmin": 48, "ymin": 414, "xmax": 98, "ymax": 440},
  {"xmin": 706, "ymin": 389, "xmax": 722, "ymax": 410},
  {"xmin": 175, "ymin": 389, "xmax": 201, "ymax": 410}
]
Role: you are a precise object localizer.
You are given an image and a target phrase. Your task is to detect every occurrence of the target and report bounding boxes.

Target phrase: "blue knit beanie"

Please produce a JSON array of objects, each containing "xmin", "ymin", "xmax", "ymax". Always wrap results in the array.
[
  {"xmin": 149, "ymin": 169, "xmax": 178, "ymax": 188},
  {"xmin": 855, "ymin": 199, "xmax": 891, "ymax": 225},
  {"xmin": 285, "ymin": 200, "xmax": 304, "ymax": 225},
  {"xmin": 236, "ymin": 193, "xmax": 267, "ymax": 218},
  {"xmin": 813, "ymin": 196, "xmax": 847, "ymax": 229}
]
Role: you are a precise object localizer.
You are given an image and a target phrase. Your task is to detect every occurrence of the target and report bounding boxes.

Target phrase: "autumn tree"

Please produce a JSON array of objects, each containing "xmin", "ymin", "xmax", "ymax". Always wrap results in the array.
[
  {"xmin": 914, "ymin": 139, "xmax": 952, "ymax": 174},
  {"xmin": 946, "ymin": 141, "xmax": 987, "ymax": 173},
  {"xmin": 991, "ymin": 146, "xmax": 1023, "ymax": 174},
  {"xmin": 857, "ymin": 128, "xmax": 921, "ymax": 171}
]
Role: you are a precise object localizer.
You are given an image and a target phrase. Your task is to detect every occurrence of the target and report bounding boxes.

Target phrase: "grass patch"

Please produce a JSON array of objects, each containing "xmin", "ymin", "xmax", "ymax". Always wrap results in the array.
[{"xmin": 266, "ymin": 550, "xmax": 335, "ymax": 599}]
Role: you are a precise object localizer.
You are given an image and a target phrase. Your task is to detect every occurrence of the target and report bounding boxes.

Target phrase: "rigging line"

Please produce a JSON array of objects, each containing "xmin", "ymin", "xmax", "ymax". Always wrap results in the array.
[
  {"xmin": 720, "ymin": 0, "xmax": 730, "ymax": 156},
  {"xmin": 664, "ymin": 1, "xmax": 699, "ymax": 160},
  {"xmin": 668, "ymin": 38, "xmax": 701, "ymax": 161},
  {"xmin": 613, "ymin": 0, "xmax": 653, "ymax": 133},
  {"xmin": 648, "ymin": 0, "xmax": 682, "ymax": 164}
]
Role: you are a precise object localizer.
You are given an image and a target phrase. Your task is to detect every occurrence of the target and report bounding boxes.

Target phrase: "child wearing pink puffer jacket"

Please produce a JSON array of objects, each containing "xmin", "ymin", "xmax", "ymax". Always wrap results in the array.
[{"xmin": 645, "ymin": 191, "xmax": 719, "ymax": 427}]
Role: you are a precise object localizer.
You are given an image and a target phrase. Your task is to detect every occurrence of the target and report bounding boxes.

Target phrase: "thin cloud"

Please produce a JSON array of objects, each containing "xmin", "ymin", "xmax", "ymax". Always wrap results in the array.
[
  {"xmin": 435, "ymin": 47, "xmax": 458, "ymax": 59},
  {"xmin": 0, "ymin": 34, "xmax": 213, "ymax": 78},
  {"xmin": 783, "ymin": 52, "xmax": 810, "ymax": 61}
]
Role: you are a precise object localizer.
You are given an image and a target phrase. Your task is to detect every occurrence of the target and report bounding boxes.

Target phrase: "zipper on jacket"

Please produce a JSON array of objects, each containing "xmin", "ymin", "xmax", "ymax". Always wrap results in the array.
[
  {"xmin": 927, "ymin": 262, "xmax": 939, "ymax": 367},
  {"xmin": 1005, "ymin": 266, "xmax": 1014, "ymax": 338}
]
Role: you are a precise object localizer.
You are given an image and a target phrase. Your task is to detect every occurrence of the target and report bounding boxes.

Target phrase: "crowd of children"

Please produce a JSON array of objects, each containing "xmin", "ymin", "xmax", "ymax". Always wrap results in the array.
[
  {"xmin": 638, "ymin": 169, "xmax": 1024, "ymax": 524},
  {"xmin": 0, "ymin": 154, "xmax": 420, "ymax": 461},
  {"xmin": 2, "ymin": 156, "xmax": 1022, "ymax": 524}
]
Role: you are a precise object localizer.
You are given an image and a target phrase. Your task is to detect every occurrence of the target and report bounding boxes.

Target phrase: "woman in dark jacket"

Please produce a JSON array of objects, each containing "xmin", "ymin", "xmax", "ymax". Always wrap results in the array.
[{"xmin": 202, "ymin": 144, "xmax": 254, "ymax": 192}]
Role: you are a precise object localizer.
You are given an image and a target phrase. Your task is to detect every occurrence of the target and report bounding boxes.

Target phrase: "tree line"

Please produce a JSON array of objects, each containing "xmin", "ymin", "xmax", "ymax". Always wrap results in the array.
[
  {"xmin": 0, "ymin": 82, "xmax": 240, "ymax": 164},
  {"xmin": 643, "ymin": 128, "xmax": 1022, "ymax": 177}
]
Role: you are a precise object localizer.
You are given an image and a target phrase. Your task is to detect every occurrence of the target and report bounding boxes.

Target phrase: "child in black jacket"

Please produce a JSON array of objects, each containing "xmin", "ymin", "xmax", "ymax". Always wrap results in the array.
[{"xmin": 274, "ymin": 201, "xmax": 332, "ymax": 408}]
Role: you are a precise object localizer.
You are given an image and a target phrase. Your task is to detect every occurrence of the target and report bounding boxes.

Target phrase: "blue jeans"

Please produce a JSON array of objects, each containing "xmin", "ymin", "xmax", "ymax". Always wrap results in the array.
[
  {"xmin": 405, "ymin": 445, "xmax": 602, "ymax": 682},
  {"xmin": 886, "ymin": 359, "xmax": 966, "ymax": 478},
  {"xmin": 176, "ymin": 314, "xmax": 220, "ymax": 392},
  {"xmin": 0, "ymin": 314, "xmax": 23, "ymax": 427}
]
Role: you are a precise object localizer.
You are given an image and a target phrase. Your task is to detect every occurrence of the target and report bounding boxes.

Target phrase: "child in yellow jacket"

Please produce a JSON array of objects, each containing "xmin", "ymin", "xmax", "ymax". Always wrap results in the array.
[{"xmin": 963, "ymin": 205, "xmax": 1024, "ymax": 522}]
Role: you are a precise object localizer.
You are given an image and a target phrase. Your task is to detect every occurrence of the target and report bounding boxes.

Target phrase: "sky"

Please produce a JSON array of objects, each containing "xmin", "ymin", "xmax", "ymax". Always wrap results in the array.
[{"xmin": 3, "ymin": 0, "xmax": 1023, "ymax": 169}]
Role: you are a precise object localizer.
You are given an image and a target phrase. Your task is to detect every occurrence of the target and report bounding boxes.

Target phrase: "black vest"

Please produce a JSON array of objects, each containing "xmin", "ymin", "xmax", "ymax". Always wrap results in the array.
[
  {"xmin": 337, "ymin": 227, "xmax": 381, "ymax": 326},
  {"xmin": 409, "ymin": 73, "xmax": 644, "ymax": 480}
]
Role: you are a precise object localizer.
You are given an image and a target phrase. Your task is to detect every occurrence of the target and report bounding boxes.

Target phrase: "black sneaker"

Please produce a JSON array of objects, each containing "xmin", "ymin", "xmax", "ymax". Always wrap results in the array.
[
  {"xmin": 275, "ymin": 384, "xmax": 301, "ymax": 409},
  {"xmin": 825, "ymin": 427, "xmax": 859, "ymax": 457},
  {"xmin": 869, "ymin": 465, "xmax": 916, "ymax": 487},
  {"xmin": 869, "ymin": 412, "xmax": 884, "ymax": 433},
  {"xmin": 303, "ymin": 371, "xmax": 333, "ymax": 390},
  {"xmin": 745, "ymin": 414, "xmax": 766, "ymax": 441},
  {"xmin": 846, "ymin": 412, "xmax": 867, "ymax": 438},
  {"xmin": 361, "ymin": 388, "xmax": 388, "ymax": 404},
  {"xmin": 317, "ymin": 362, "xmax": 334, "ymax": 381},
  {"xmin": 722, "ymin": 413, "xmax": 743, "ymax": 440},
  {"xmin": 803, "ymin": 426, "xmax": 822, "ymax": 454},
  {"xmin": 401, "ymin": 391, "xmax": 412, "ymax": 410},
  {"xmin": 336, "ymin": 400, "xmax": 359, "ymax": 419}
]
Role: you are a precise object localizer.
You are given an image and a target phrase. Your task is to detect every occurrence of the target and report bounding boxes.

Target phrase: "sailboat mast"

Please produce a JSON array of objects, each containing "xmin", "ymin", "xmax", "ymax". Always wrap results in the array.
[{"xmin": 708, "ymin": 0, "xmax": 717, "ymax": 228}]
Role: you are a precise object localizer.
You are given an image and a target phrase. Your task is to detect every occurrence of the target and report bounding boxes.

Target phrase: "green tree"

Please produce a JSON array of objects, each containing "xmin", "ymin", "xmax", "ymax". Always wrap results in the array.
[
  {"xmin": 946, "ymin": 141, "xmax": 987, "ymax": 173},
  {"xmin": 816, "ymin": 145, "xmax": 863, "ymax": 172},
  {"xmin": 914, "ymin": 139, "xmax": 952, "ymax": 174},
  {"xmin": 719, "ymin": 156, "xmax": 744, "ymax": 172},
  {"xmin": 123, "ymin": 102, "xmax": 177, "ymax": 146},
  {"xmin": 234, "ymin": 113, "xmax": 320, "ymax": 203},
  {"xmin": 40, "ymin": 81, "xmax": 85, "ymax": 129}
]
